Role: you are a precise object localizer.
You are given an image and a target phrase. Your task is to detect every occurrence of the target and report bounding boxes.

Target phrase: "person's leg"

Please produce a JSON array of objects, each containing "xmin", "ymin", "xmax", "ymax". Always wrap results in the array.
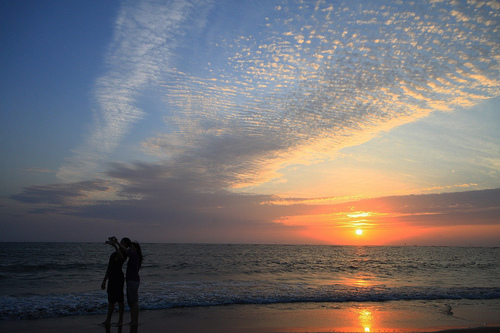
[
  {"xmin": 102, "ymin": 302, "xmax": 115, "ymax": 325},
  {"xmin": 105, "ymin": 281, "xmax": 121, "ymax": 325},
  {"xmin": 126, "ymin": 281, "xmax": 140, "ymax": 325},
  {"xmin": 117, "ymin": 301, "xmax": 124, "ymax": 325},
  {"xmin": 130, "ymin": 302, "xmax": 139, "ymax": 326},
  {"xmin": 116, "ymin": 279, "xmax": 125, "ymax": 325}
]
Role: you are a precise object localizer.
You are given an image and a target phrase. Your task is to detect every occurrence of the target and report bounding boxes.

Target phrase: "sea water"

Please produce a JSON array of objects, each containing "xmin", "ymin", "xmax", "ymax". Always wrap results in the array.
[{"xmin": 0, "ymin": 243, "xmax": 499, "ymax": 320}]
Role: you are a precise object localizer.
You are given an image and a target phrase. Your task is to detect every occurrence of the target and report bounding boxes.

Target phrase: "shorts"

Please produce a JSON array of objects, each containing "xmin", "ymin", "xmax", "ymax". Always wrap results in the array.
[
  {"xmin": 127, "ymin": 280, "xmax": 140, "ymax": 305},
  {"xmin": 107, "ymin": 279, "xmax": 124, "ymax": 304}
]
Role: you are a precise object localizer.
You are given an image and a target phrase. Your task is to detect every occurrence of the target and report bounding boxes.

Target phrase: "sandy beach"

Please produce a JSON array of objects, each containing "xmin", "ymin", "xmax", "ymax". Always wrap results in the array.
[{"xmin": 1, "ymin": 300, "xmax": 499, "ymax": 333}]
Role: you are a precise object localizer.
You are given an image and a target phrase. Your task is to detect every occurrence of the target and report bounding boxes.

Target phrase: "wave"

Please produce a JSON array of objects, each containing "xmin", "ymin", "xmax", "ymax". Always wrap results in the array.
[
  {"xmin": 1, "ymin": 281, "xmax": 499, "ymax": 320},
  {"xmin": 0, "ymin": 262, "xmax": 102, "ymax": 274}
]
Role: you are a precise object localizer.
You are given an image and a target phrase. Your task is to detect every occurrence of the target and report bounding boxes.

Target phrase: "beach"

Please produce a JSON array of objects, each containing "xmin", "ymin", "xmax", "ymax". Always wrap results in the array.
[{"xmin": 1, "ymin": 300, "xmax": 499, "ymax": 333}]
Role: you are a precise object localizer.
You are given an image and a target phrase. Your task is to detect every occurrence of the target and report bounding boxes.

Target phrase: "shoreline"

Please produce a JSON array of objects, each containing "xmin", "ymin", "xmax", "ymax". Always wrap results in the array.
[{"xmin": 1, "ymin": 300, "xmax": 499, "ymax": 333}]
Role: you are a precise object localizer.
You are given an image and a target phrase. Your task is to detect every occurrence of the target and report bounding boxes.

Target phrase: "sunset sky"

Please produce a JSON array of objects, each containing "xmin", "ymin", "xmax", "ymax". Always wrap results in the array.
[{"xmin": 1, "ymin": 0, "xmax": 499, "ymax": 245}]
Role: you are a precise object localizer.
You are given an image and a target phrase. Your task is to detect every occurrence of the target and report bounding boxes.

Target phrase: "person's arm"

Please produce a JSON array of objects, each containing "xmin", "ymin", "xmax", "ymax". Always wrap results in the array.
[
  {"xmin": 102, "ymin": 240, "xmax": 117, "ymax": 289},
  {"xmin": 113, "ymin": 239, "xmax": 127, "ymax": 261},
  {"xmin": 114, "ymin": 243, "xmax": 125, "ymax": 261},
  {"xmin": 101, "ymin": 263, "xmax": 109, "ymax": 290}
]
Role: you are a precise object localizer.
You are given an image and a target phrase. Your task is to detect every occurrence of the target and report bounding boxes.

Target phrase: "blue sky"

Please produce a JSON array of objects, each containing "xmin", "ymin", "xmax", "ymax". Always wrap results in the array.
[
  {"xmin": 1, "ymin": 1, "xmax": 117, "ymax": 193},
  {"xmin": 1, "ymin": 0, "xmax": 499, "ymax": 245}
]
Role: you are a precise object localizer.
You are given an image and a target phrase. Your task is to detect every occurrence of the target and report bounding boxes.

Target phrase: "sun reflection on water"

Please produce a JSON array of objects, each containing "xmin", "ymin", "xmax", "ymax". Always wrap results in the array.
[{"xmin": 359, "ymin": 308, "xmax": 373, "ymax": 333}]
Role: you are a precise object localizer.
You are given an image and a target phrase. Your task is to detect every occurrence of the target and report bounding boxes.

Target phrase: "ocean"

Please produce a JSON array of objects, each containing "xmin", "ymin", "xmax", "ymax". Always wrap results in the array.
[{"xmin": 0, "ymin": 243, "xmax": 499, "ymax": 320}]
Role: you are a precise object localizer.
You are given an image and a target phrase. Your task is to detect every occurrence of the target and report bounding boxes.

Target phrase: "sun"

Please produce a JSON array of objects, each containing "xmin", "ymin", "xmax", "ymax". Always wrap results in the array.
[{"xmin": 355, "ymin": 229, "xmax": 363, "ymax": 235}]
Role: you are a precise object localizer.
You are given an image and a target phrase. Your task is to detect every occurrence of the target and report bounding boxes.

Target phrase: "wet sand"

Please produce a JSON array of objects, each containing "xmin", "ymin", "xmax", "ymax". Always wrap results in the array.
[{"xmin": 1, "ymin": 300, "xmax": 499, "ymax": 333}]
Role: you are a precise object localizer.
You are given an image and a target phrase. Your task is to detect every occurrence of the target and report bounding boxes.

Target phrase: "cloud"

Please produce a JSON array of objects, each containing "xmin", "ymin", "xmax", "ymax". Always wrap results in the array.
[
  {"xmin": 54, "ymin": 0, "xmax": 499, "ymax": 190},
  {"xmin": 140, "ymin": 0, "xmax": 499, "ymax": 189},
  {"xmin": 275, "ymin": 188, "xmax": 500, "ymax": 229},
  {"xmin": 56, "ymin": 0, "xmax": 205, "ymax": 182},
  {"xmin": 11, "ymin": 160, "xmax": 309, "ymax": 243},
  {"xmin": 10, "ymin": 179, "xmax": 112, "ymax": 205},
  {"xmin": 11, "ymin": 155, "xmax": 500, "ymax": 242},
  {"xmin": 13, "ymin": 0, "xmax": 497, "ymax": 243}
]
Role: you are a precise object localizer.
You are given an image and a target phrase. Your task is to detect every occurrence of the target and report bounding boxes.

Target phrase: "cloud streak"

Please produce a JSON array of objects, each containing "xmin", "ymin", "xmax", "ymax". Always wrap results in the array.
[{"xmin": 57, "ymin": 0, "xmax": 205, "ymax": 182}]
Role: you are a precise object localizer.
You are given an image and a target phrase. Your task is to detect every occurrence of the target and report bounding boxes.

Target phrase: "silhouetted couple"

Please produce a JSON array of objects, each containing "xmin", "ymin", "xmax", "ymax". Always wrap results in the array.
[{"xmin": 102, "ymin": 237, "xmax": 143, "ymax": 327}]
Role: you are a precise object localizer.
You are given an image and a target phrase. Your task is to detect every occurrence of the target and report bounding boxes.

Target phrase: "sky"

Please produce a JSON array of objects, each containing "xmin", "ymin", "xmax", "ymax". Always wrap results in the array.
[{"xmin": 1, "ymin": 0, "xmax": 499, "ymax": 245}]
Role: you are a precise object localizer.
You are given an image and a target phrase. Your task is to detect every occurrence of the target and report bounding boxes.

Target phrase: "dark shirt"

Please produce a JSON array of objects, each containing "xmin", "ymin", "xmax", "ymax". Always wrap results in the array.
[
  {"xmin": 107, "ymin": 252, "xmax": 126, "ymax": 282},
  {"xmin": 126, "ymin": 248, "xmax": 140, "ymax": 282}
]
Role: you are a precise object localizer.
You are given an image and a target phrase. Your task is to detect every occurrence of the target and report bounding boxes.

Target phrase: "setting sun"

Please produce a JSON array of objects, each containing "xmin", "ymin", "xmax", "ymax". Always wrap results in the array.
[{"xmin": 356, "ymin": 229, "xmax": 363, "ymax": 235}]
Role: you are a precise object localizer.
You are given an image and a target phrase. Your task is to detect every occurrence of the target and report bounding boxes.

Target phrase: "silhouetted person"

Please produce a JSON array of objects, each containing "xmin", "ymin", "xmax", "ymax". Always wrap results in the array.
[
  {"xmin": 102, "ymin": 237, "xmax": 127, "ymax": 326},
  {"xmin": 118, "ymin": 238, "xmax": 143, "ymax": 326}
]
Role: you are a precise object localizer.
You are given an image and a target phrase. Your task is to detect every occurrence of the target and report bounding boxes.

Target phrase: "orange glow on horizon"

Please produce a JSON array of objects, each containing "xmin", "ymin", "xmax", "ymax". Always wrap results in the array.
[
  {"xmin": 271, "ymin": 193, "xmax": 500, "ymax": 245},
  {"xmin": 274, "ymin": 204, "xmax": 432, "ymax": 244}
]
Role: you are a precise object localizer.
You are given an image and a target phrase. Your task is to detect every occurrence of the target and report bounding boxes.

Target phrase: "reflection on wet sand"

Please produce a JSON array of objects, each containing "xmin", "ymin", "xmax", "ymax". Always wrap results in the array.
[{"xmin": 103, "ymin": 324, "xmax": 137, "ymax": 333}]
